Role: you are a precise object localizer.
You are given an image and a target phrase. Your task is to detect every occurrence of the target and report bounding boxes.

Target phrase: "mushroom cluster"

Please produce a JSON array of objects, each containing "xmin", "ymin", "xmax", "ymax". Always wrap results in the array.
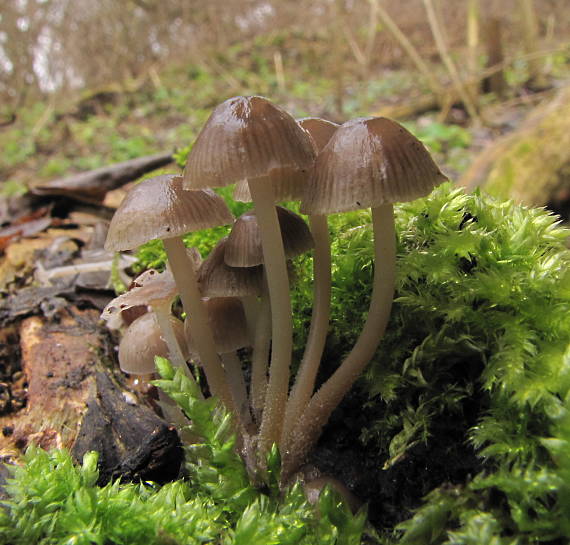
[{"xmin": 103, "ymin": 96, "xmax": 447, "ymax": 483}]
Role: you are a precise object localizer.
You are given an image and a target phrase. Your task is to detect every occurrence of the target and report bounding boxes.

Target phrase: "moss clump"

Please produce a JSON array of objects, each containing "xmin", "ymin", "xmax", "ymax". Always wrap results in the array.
[{"xmin": 290, "ymin": 183, "xmax": 569, "ymax": 542}]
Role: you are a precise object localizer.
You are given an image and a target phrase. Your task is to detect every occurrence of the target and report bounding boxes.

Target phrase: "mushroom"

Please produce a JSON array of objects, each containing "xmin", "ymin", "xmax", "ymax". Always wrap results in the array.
[
  {"xmin": 185, "ymin": 296, "xmax": 252, "ymax": 428},
  {"xmin": 118, "ymin": 311, "xmax": 193, "ymax": 428},
  {"xmin": 118, "ymin": 311, "xmax": 187, "ymax": 375},
  {"xmin": 282, "ymin": 116, "xmax": 447, "ymax": 478},
  {"xmin": 104, "ymin": 174, "xmax": 235, "ymax": 410},
  {"xmin": 103, "ymin": 268, "xmax": 190, "ymax": 375},
  {"xmin": 224, "ymin": 206, "xmax": 313, "ymax": 418},
  {"xmin": 183, "ymin": 96, "xmax": 316, "ymax": 448},
  {"xmin": 282, "ymin": 117, "xmax": 339, "ymax": 443}
]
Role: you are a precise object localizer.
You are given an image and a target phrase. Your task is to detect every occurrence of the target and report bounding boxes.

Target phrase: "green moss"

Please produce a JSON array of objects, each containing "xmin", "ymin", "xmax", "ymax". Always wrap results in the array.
[{"xmin": 484, "ymin": 86, "xmax": 570, "ymax": 205}]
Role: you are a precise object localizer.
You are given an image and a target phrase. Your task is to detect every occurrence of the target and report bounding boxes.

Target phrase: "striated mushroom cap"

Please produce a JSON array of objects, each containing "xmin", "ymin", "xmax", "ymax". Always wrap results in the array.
[
  {"xmin": 102, "ymin": 269, "xmax": 177, "ymax": 320},
  {"xmin": 225, "ymin": 206, "xmax": 314, "ymax": 267},
  {"xmin": 119, "ymin": 312, "xmax": 187, "ymax": 375},
  {"xmin": 297, "ymin": 117, "xmax": 339, "ymax": 153},
  {"xmin": 197, "ymin": 237, "xmax": 264, "ymax": 298},
  {"xmin": 185, "ymin": 297, "xmax": 249, "ymax": 354},
  {"xmin": 183, "ymin": 96, "xmax": 315, "ymax": 201},
  {"xmin": 301, "ymin": 117, "xmax": 448, "ymax": 215},
  {"xmin": 105, "ymin": 174, "xmax": 233, "ymax": 251}
]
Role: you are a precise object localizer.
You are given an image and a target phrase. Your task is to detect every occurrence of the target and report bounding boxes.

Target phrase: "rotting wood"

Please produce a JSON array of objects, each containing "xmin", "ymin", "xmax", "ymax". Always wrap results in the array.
[
  {"xmin": 72, "ymin": 371, "xmax": 182, "ymax": 485},
  {"xmin": 459, "ymin": 84, "xmax": 570, "ymax": 210},
  {"xmin": 30, "ymin": 151, "xmax": 174, "ymax": 204},
  {"xmin": 0, "ymin": 307, "xmax": 183, "ymax": 484}
]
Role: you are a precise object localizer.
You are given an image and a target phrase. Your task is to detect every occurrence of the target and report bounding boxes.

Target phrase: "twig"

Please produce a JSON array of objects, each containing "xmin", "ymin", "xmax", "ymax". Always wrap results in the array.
[
  {"xmin": 373, "ymin": 0, "xmax": 444, "ymax": 100},
  {"xmin": 422, "ymin": 0, "xmax": 482, "ymax": 125}
]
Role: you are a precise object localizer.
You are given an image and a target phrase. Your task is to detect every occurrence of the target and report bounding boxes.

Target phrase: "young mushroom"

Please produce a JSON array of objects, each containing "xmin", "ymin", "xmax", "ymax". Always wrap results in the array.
[
  {"xmin": 103, "ymin": 269, "xmax": 190, "ymax": 376},
  {"xmin": 118, "ymin": 311, "xmax": 193, "ymax": 429},
  {"xmin": 185, "ymin": 296, "xmax": 252, "ymax": 428},
  {"xmin": 225, "ymin": 206, "xmax": 314, "ymax": 420},
  {"xmin": 183, "ymin": 96, "xmax": 316, "ymax": 449},
  {"xmin": 281, "ymin": 116, "xmax": 447, "ymax": 479},
  {"xmin": 104, "ymin": 174, "xmax": 235, "ymax": 410}
]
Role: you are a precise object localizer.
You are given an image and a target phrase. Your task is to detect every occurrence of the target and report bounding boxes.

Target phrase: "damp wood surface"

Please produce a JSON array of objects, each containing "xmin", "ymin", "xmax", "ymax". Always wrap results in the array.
[{"xmin": 0, "ymin": 307, "xmax": 182, "ymax": 483}]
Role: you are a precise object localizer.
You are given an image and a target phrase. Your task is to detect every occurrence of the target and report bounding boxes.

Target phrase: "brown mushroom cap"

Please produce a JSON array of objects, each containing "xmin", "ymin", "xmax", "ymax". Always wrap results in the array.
[
  {"xmin": 102, "ymin": 269, "xmax": 177, "ymax": 319},
  {"xmin": 225, "ymin": 206, "xmax": 314, "ymax": 267},
  {"xmin": 185, "ymin": 297, "xmax": 249, "ymax": 354},
  {"xmin": 301, "ymin": 117, "xmax": 448, "ymax": 215},
  {"xmin": 119, "ymin": 312, "xmax": 187, "ymax": 374},
  {"xmin": 197, "ymin": 237, "xmax": 264, "ymax": 298},
  {"xmin": 297, "ymin": 117, "xmax": 339, "ymax": 153},
  {"xmin": 105, "ymin": 174, "xmax": 233, "ymax": 251},
  {"xmin": 183, "ymin": 96, "xmax": 315, "ymax": 201}
]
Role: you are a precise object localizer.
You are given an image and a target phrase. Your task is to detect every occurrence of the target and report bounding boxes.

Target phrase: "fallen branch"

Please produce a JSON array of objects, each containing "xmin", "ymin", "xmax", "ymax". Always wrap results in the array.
[{"xmin": 31, "ymin": 152, "xmax": 174, "ymax": 204}]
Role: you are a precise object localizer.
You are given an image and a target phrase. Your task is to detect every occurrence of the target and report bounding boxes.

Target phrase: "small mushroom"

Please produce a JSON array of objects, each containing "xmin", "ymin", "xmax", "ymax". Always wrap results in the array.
[
  {"xmin": 118, "ymin": 311, "xmax": 193, "ymax": 427},
  {"xmin": 225, "ymin": 206, "xmax": 313, "ymax": 418},
  {"xmin": 104, "ymin": 174, "xmax": 235, "ymax": 410},
  {"xmin": 283, "ymin": 116, "xmax": 447, "ymax": 479},
  {"xmin": 103, "ymin": 269, "xmax": 189, "ymax": 376},
  {"xmin": 118, "ymin": 312, "xmax": 187, "ymax": 375}
]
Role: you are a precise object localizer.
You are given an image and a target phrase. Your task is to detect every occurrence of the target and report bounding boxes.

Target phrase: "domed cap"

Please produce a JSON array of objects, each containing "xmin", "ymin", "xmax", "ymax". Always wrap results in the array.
[
  {"xmin": 183, "ymin": 96, "xmax": 315, "ymax": 201},
  {"xmin": 297, "ymin": 117, "xmax": 339, "ymax": 152},
  {"xmin": 185, "ymin": 297, "xmax": 249, "ymax": 354},
  {"xmin": 197, "ymin": 237, "xmax": 264, "ymax": 298},
  {"xmin": 105, "ymin": 174, "xmax": 234, "ymax": 251},
  {"xmin": 119, "ymin": 312, "xmax": 187, "ymax": 374},
  {"xmin": 301, "ymin": 117, "xmax": 448, "ymax": 215},
  {"xmin": 225, "ymin": 206, "xmax": 314, "ymax": 267}
]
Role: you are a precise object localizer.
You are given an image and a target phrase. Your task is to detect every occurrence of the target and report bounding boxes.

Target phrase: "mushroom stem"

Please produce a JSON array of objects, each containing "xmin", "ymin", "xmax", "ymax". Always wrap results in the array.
[
  {"xmin": 221, "ymin": 352, "xmax": 252, "ymax": 428},
  {"xmin": 151, "ymin": 305, "xmax": 192, "ymax": 378},
  {"xmin": 163, "ymin": 236, "xmax": 234, "ymax": 411},
  {"xmin": 247, "ymin": 176, "xmax": 292, "ymax": 451},
  {"xmin": 281, "ymin": 214, "xmax": 331, "ymax": 443},
  {"xmin": 282, "ymin": 204, "xmax": 395, "ymax": 479},
  {"xmin": 250, "ymin": 290, "xmax": 272, "ymax": 417},
  {"xmin": 240, "ymin": 294, "xmax": 259, "ymax": 345}
]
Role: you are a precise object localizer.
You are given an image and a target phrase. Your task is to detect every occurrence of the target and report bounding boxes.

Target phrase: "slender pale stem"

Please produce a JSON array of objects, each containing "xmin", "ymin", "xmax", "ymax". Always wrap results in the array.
[
  {"xmin": 222, "ymin": 352, "xmax": 252, "ymax": 428},
  {"xmin": 152, "ymin": 305, "xmax": 191, "ymax": 377},
  {"xmin": 248, "ymin": 176, "xmax": 292, "ymax": 452},
  {"xmin": 241, "ymin": 294, "xmax": 259, "ymax": 345},
  {"xmin": 163, "ymin": 236, "xmax": 234, "ymax": 412},
  {"xmin": 282, "ymin": 205, "xmax": 396, "ymax": 480},
  {"xmin": 281, "ymin": 214, "xmax": 331, "ymax": 443},
  {"xmin": 250, "ymin": 290, "xmax": 272, "ymax": 415}
]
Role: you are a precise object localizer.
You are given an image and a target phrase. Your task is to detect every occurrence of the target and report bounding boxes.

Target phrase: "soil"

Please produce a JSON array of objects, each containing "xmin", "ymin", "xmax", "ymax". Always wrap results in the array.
[{"xmin": 309, "ymin": 383, "xmax": 484, "ymax": 531}]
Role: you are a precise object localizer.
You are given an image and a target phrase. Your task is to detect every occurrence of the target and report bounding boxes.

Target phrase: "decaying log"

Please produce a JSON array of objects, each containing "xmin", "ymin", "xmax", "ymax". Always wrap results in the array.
[
  {"xmin": 459, "ymin": 85, "xmax": 570, "ymax": 210},
  {"xmin": 373, "ymin": 95, "xmax": 440, "ymax": 121},
  {"xmin": 0, "ymin": 307, "xmax": 182, "ymax": 484},
  {"xmin": 31, "ymin": 152, "xmax": 174, "ymax": 204},
  {"xmin": 73, "ymin": 372, "xmax": 182, "ymax": 485}
]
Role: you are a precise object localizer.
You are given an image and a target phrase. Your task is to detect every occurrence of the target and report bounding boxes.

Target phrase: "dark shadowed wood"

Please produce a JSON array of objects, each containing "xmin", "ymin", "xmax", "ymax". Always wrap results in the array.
[{"xmin": 0, "ymin": 307, "xmax": 182, "ymax": 485}]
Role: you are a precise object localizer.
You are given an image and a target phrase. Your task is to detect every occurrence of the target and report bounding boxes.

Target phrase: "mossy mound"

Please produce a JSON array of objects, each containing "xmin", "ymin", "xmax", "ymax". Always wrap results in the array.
[
  {"xmin": 460, "ymin": 85, "xmax": 570, "ymax": 216},
  {"xmin": 2, "ymin": 184, "xmax": 569, "ymax": 544}
]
